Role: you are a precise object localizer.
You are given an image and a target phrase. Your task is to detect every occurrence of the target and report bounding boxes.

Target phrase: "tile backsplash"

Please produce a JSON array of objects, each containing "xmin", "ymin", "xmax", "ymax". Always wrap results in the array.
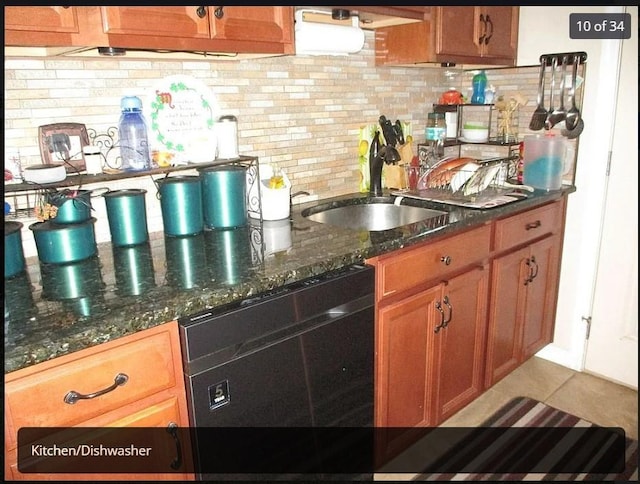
[{"xmin": 5, "ymin": 30, "xmax": 566, "ymax": 257}]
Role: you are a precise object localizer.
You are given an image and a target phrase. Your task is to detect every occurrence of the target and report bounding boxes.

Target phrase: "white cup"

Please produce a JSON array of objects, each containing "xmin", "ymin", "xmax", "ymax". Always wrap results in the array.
[{"xmin": 83, "ymin": 145, "xmax": 103, "ymax": 175}]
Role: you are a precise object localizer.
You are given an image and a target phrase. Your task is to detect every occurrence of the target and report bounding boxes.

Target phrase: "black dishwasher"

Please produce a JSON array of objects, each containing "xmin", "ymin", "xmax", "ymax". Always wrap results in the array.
[{"xmin": 179, "ymin": 263, "xmax": 375, "ymax": 480}]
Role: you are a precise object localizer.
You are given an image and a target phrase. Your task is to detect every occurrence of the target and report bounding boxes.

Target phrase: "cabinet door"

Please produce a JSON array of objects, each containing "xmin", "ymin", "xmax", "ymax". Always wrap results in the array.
[
  {"xmin": 101, "ymin": 7, "xmax": 211, "ymax": 39},
  {"xmin": 376, "ymin": 285, "xmax": 440, "ymax": 462},
  {"xmin": 208, "ymin": 6, "xmax": 293, "ymax": 45},
  {"xmin": 4, "ymin": 6, "xmax": 80, "ymax": 46},
  {"xmin": 434, "ymin": 6, "xmax": 517, "ymax": 65},
  {"xmin": 520, "ymin": 234, "xmax": 561, "ymax": 360},
  {"xmin": 435, "ymin": 7, "xmax": 481, "ymax": 58},
  {"xmin": 480, "ymin": 6, "xmax": 518, "ymax": 61},
  {"xmin": 431, "ymin": 266, "xmax": 488, "ymax": 424},
  {"xmin": 485, "ymin": 245, "xmax": 529, "ymax": 387}
]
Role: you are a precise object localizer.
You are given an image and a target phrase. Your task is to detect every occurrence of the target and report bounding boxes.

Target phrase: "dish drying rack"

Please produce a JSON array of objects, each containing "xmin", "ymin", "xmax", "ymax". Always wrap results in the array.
[{"xmin": 392, "ymin": 155, "xmax": 531, "ymax": 209}]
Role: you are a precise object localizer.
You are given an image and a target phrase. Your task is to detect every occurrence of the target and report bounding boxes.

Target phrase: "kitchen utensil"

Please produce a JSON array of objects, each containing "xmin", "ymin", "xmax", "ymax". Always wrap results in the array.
[
  {"xmin": 103, "ymin": 189, "xmax": 149, "ymax": 247},
  {"xmin": 30, "ymin": 218, "xmax": 97, "ymax": 264},
  {"xmin": 563, "ymin": 117, "xmax": 584, "ymax": 139},
  {"xmin": 562, "ymin": 54, "xmax": 582, "ymax": 135},
  {"xmin": 5, "ymin": 221, "xmax": 26, "ymax": 278},
  {"xmin": 463, "ymin": 163, "xmax": 502, "ymax": 196},
  {"xmin": 450, "ymin": 162, "xmax": 480, "ymax": 192},
  {"xmin": 546, "ymin": 55, "xmax": 567, "ymax": 129},
  {"xmin": 544, "ymin": 57, "xmax": 559, "ymax": 130},
  {"xmin": 379, "ymin": 115, "xmax": 397, "ymax": 147},
  {"xmin": 529, "ymin": 60, "xmax": 547, "ymax": 131},
  {"xmin": 393, "ymin": 120, "xmax": 405, "ymax": 145}
]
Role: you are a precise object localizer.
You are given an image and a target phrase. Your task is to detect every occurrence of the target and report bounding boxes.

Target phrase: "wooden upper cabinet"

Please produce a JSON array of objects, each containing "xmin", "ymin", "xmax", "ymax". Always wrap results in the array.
[
  {"xmin": 435, "ymin": 6, "xmax": 518, "ymax": 64},
  {"xmin": 375, "ymin": 6, "xmax": 518, "ymax": 67},
  {"xmin": 101, "ymin": 6, "xmax": 294, "ymax": 54},
  {"xmin": 4, "ymin": 6, "xmax": 81, "ymax": 46},
  {"xmin": 5, "ymin": 6, "xmax": 294, "ymax": 56}
]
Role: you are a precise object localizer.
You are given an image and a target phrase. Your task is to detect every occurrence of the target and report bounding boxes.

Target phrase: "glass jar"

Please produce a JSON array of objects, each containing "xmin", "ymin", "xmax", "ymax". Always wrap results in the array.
[
  {"xmin": 496, "ymin": 106, "xmax": 519, "ymax": 143},
  {"xmin": 425, "ymin": 112, "xmax": 446, "ymax": 159}
]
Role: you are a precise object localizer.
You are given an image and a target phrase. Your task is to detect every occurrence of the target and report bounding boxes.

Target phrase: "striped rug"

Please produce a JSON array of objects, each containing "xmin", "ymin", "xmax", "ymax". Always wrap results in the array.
[{"xmin": 414, "ymin": 396, "xmax": 638, "ymax": 481}]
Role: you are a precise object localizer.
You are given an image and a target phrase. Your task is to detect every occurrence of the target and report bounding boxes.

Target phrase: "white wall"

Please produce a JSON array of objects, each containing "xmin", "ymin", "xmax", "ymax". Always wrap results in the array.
[{"xmin": 517, "ymin": 6, "xmax": 632, "ymax": 370}]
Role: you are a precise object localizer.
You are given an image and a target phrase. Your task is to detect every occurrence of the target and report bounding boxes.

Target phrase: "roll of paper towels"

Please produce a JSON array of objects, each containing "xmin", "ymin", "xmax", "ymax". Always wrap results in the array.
[{"xmin": 295, "ymin": 10, "xmax": 364, "ymax": 56}]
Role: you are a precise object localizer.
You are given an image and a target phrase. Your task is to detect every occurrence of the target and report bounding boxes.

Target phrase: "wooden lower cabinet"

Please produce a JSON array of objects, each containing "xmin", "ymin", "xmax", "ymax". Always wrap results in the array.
[
  {"xmin": 485, "ymin": 233, "xmax": 562, "ymax": 387},
  {"xmin": 370, "ymin": 197, "xmax": 566, "ymax": 464},
  {"xmin": 370, "ymin": 225, "xmax": 491, "ymax": 463},
  {"xmin": 4, "ymin": 321, "xmax": 194, "ymax": 481}
]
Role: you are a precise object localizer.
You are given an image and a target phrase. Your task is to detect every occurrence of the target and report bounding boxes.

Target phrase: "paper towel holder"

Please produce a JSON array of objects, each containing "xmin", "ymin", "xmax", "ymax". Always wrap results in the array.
[{"xmin": 294, "ymin": 8, "xmax": 365, "ymax": 56}]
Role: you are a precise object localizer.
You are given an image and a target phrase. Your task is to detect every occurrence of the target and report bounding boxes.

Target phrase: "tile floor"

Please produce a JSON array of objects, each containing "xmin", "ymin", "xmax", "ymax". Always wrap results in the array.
[{"xmin": 376, "ymin": 356, "xmax": 638, "ymax": 481}]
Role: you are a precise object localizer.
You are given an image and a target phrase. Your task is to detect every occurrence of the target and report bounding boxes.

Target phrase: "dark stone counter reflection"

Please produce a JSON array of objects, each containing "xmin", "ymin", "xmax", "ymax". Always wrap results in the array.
[{"xmin": 5, "ymin": 188, "xmax": 573, "ymax": 373}]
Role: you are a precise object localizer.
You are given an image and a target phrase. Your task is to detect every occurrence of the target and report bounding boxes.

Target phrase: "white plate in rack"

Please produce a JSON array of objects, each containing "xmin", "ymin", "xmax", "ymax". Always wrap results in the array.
[
  {"xmin": 146, "ymin": 75, "xmax": 220, "ymax": 164},
  {"xmin": 458, "ymin": 136, "xmax": 489, "ymax": 144}
]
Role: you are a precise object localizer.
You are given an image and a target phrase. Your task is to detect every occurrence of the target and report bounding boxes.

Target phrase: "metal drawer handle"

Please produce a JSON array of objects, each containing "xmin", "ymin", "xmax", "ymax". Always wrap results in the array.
[
  {"xmin": 434, "ymin": 300, "xmax": 445, "ymax": 333},
  {"xmin": 441, "ymin": 255, "xmax": 452, "ymax": 266},
  {"xmin": 167, "ymin": 423, "xmax": 183, "ymax": 470},
  {"xmin": 441, "ymin": 295, "xmax": 453, "ymax": 329},
  {"xmin": 64, "ymin": 373, "xmax": 129, "ymax": 404},
  {"xmin": 525, "ymin": 220, "xmax": 542, "ymax": 230}
]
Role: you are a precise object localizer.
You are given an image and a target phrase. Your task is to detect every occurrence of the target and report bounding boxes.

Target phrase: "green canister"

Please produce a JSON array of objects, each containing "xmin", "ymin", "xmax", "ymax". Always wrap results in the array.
[
  {"xmin": 156, "ymin": 176, "xmax": 203, "ymax": 236},
  {"xmin": 5, "ymin": 221, "xmax": 25, "ymax": 278},
  {"xmin": 199, "ymin": 166, "xmax": 247, "ymax": 229},
  {"xmin": 103, "ymin": 189, "xmax": 149, "ymax": 246}
]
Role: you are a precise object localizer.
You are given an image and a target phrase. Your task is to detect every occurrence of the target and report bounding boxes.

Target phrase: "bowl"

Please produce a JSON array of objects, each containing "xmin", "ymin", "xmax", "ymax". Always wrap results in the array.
[
  {"xmin": 23, "ymin": 164, "xmax": 67, "ymax": 184},
  {"xmin": 461, "ymin": 126, "xmax": 489, "ymax": 142}
]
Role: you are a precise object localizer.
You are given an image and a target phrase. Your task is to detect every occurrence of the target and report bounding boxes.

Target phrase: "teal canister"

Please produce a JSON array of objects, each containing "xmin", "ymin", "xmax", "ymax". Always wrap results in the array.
[
  {"xmin": 103, "ymin": 189, "xmax": 149, "ymax": 246},
  {"xmin": 199, "ymin": 166, "xmax": 247, "ymax": 229},
  {"xmin": 5, "ymin": 221, "xmax": 26, "ymax": 278},
  {"xmin": 157, "ymin": 176, "xmax": 204, "ymax": 236}
]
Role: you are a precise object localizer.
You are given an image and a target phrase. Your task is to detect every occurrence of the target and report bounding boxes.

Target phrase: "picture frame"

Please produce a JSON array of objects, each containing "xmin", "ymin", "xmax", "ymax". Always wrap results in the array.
[{"xmin": 38, "ymin": 123, "xmax": 90, "ymax": 173}]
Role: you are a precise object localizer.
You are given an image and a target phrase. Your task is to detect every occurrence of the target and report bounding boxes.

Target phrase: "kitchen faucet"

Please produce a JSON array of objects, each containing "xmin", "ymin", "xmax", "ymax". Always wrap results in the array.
[{"xmin": 369, "ymin": 135, "xmax": 401, "ymax": 197}]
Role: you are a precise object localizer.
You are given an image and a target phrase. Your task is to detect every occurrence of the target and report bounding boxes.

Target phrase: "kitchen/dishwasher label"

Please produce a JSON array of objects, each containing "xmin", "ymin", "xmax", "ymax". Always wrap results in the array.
[{"xmin": 208, "ymin": 380, "xmax": 230, "ymax": 411}]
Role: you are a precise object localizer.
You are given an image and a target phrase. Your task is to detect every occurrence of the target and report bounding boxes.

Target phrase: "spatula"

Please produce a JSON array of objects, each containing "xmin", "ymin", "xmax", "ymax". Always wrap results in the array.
[{"xmin": 528, "ymin": 59, "xmax": 547, "ymax": 131}]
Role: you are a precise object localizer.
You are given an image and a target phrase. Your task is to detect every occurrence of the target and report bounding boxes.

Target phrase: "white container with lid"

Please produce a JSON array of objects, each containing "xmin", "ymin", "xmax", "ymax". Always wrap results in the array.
[{"xmin": 216, "ymin": 115, "xmax": 239, "ymax": 159}]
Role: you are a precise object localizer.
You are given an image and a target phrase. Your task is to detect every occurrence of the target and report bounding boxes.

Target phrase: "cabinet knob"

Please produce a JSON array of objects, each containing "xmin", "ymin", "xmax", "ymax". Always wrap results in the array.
[
  {"xmin": 441, "ymin": 255, "xmax": 452, "ymax": 266},
  {"xmin": 214, "ymin": 6, "xmax": 224, "ymax": 19},
  {"xmin": 196, "ymin": 6, "xmax": 207, "ymax": 18},
  {"xmin": 525, "ymin": 220, "xmax": 542, "ymax": 230}
]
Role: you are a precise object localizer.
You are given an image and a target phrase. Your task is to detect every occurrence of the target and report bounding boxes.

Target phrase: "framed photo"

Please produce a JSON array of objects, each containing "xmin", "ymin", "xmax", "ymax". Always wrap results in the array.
[{"xmin": 38, "ymin": 123, "xmax": 90, "ymax": 173}]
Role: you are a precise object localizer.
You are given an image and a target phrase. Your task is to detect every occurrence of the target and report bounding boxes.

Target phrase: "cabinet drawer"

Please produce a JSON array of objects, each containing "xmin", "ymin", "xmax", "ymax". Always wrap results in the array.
[
  {"xmin": 494, "ymin": 201, "xmax": 563, "ymax": 252},
  {"xmin": 376, "ymin": 224, "xmax": 491, "ymax": 299},
  {"xmin": 5, "ymin": 326, "xmax": 180, "ymax": 451}
]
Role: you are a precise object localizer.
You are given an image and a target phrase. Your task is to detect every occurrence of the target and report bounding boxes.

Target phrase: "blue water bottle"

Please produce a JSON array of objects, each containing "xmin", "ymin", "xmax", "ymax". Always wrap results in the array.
[
  {"xmin": 119, "ymin": 96, "xmax": 151, "ymax": 171},
  {"xmin": 471, "ymin": 70, "xmax": 487, "ymax": 104}
]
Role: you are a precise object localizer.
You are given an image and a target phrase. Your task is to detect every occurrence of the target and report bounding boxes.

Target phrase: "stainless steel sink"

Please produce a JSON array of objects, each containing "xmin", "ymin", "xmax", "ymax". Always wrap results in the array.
[{"xmin": 302, "ymin": 198, "xmax": 447, "ymax": 231}]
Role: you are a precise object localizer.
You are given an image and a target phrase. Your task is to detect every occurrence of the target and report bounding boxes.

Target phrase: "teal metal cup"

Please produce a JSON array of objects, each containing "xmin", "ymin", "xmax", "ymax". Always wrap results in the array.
[
  {"xmin": 103, "ymin": 189, "xmax": 149, "ymax": 246},
  {"xmin": 199, "ymin": 166, "xmax": 248, "ymax": 229},
  {"xmin": 5, "ymin": 221, "xmax": 26, "ymax": 278},
  {"xmin": 157, "ymin": 176, "xmax": 204, "ymax": 236}
]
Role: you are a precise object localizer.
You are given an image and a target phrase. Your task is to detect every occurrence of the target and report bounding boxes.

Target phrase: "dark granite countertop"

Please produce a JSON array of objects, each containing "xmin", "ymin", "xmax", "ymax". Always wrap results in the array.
[{"xmin": 4, "ymin": 187, "xmax": 574, "ymax": 373}]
